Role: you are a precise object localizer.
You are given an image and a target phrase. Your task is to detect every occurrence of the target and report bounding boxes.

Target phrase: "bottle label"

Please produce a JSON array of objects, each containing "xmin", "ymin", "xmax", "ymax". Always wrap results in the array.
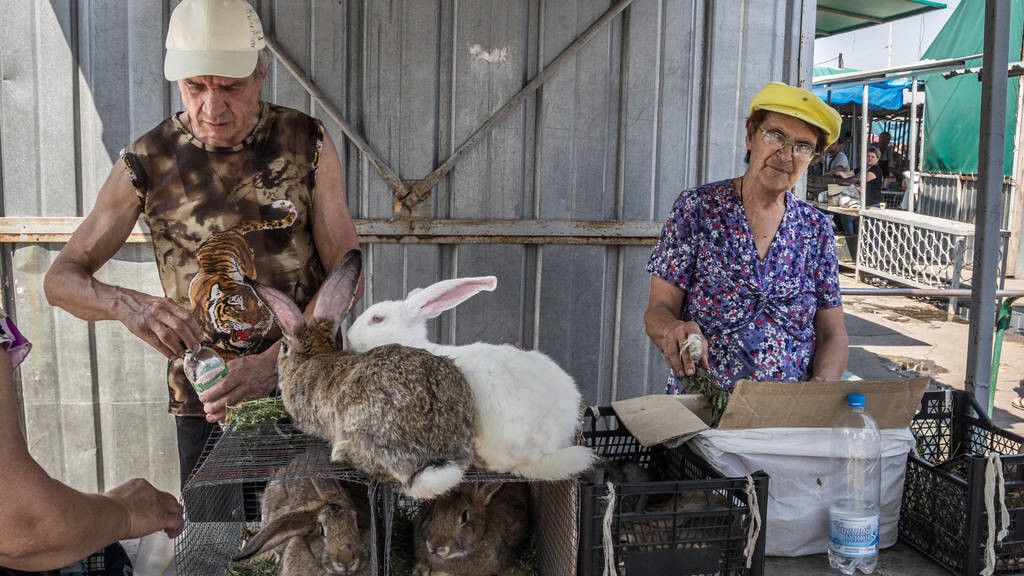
[
  {"xmin": 829, "ymin": 513, "xmax": 878, "ymax": 557},
  {"xmin": 191, "ymin": 360, "xmax": 228, "ymax": 394}
]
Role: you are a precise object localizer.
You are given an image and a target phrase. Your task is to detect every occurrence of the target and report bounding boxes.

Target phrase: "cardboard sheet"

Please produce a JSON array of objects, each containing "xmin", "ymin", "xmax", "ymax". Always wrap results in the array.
[
  {"xmin": 611, "ymin": 394, "xmax": 710, "ymax": 447},
  {"xmin": 716, "ymin": 377, "xmax": 929, "ymax": 430}
]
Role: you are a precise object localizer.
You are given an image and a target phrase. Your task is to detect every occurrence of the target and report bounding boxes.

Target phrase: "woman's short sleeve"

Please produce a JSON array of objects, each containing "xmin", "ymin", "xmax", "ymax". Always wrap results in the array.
[{"xmin": 646, "ymin": 193, "xmax": 698, "ymax": 288}]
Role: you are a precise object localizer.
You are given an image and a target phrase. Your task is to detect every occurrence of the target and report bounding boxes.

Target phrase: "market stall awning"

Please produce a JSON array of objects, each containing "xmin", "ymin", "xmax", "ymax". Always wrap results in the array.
[
  {"xmin": 812, "ymin": 66, "xmax": 912, "ymax": 111},
  {"xmin": 817, "ymin": 0, "xmax": 947, "ymax": 38}
]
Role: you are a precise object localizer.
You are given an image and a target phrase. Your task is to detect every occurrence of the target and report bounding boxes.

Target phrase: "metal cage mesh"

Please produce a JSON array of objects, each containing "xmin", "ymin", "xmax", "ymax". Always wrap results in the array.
[
  {"xmin": 175, "ymin": 422, "xmax": 548, "ymax": 576},
  {"xmin": 173, "ymin": 410, "xmax": 768, "ymax": 576},
  {"xmin": 900, "ymin": 391, "xmax": 1024, "ymax": 575}
]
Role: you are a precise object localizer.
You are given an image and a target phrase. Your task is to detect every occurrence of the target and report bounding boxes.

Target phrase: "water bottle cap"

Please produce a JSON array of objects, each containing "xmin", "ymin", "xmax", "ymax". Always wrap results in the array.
[{"xmin": 847, "ymin": 393, "xmax": 866, "ymax": 408}]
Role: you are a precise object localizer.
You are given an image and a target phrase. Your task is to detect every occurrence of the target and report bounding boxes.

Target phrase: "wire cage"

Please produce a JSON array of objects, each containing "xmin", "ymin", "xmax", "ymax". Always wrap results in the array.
[
  {"xmin": 174, "ymin": 422, "xmax": 393, "ymax": 576},
  {"xmin": 899, "ymin": 390, "xmax": 1024, "ymax": 575},
  {"xmin": 174, "ymin": 421, "xmax": 545, "ymax": 576},
  {"xmin": 576, "ymin": 407, "xmax": 768, "ymax": 576},
  {"xmin": 172, "ymin": 407, "xmax": 768, "ymax": 576}
]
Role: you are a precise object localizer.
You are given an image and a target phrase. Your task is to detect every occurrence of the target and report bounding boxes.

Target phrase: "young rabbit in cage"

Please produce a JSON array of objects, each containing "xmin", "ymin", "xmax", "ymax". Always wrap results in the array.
[
  {"xmin": 234, "ymin": 474, "xmax": 370, "ymax": 575},
  {"xmin": 413, "ymin": 482, "xmax": 531, "ymax": 576},
  {"xmin": 346, "ymin": 276, "xmax": 595, "ymax": 481},
  {"xmin": 250, "ymin": 250, "xmax": 476, "ymax": 500}
]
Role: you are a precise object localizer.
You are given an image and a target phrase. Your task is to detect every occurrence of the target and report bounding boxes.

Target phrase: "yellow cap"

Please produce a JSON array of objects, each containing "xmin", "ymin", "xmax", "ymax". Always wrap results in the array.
[{"xmin": 749, "ymin": 82, "xmax": 842, "ymax": 147}]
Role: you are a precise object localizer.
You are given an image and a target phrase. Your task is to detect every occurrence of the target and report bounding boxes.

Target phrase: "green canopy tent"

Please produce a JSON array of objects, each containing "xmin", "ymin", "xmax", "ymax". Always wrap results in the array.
[
  {"xmin": 921, "ymin": 0, "xmax": 1024, "ymax": 176},
  {"xmin": 817, "ymin": 0, "xmax": 947, "ymax": 38}
]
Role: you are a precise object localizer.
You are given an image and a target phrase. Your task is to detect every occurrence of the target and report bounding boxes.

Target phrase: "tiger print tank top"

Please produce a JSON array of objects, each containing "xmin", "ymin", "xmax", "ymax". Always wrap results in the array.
[{"xmin": 122, "ymin": 102, "xmax": 327, "ymax": 416}]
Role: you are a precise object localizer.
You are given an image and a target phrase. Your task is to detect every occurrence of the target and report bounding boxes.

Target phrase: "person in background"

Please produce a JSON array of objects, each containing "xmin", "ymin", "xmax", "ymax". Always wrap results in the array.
[
  {"xmin": 43, "ymin": 0, "xmax": 360, "ymax": 490},
  {"xmin": 836, "ymin": 145, "xmax": 884, "ymax": 207},
  {"xmin": 0, "ymin": 311, "xmax": 182, "ymax": 572},
  {"xmin": 877, "ymin": 131, "xmax": 893, "ymax": 178},
  {"xmin": 644, "ymin": 81, "xmax": 849, "ymax": 393},
  {"xmin": 822, "ymin": 139, "xmax": 849, "ymax": 176}
]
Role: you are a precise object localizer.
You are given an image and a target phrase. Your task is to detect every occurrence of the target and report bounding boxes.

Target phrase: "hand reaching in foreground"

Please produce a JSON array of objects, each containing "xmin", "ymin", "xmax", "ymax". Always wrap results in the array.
[{"xmin": 105, "ymin": 478, "xmax": 183, "ymax": 539}]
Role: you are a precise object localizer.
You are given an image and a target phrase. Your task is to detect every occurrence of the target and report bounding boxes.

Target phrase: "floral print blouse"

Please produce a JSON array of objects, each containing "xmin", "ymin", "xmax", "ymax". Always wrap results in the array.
[
  {"xmin": 646, "ymin": 179, "xmax": 842, "ymax": 392},
  {"xmin": 0, "ymin": 309, "xmax": 31, "ymax": 370}
]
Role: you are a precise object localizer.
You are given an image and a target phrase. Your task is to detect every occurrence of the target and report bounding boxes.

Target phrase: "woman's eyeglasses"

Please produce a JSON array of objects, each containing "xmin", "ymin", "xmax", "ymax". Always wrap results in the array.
[{"xmin": 759, "ymin": 128, "xmax": 818, "ymax": 161}]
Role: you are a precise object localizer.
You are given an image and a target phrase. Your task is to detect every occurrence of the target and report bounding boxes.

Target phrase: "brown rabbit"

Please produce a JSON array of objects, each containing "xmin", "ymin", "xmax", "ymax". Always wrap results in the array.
[
  {"xmin": 233, "ymin": 473, "xmax": 369, "ymax": 575},
  {"xmin": 413, "ymin": 482, "xmax": 531, "ymax": 576},
  {"xmin": 251, "ymin": 250, "xmax": 476, "ymax": 499}
]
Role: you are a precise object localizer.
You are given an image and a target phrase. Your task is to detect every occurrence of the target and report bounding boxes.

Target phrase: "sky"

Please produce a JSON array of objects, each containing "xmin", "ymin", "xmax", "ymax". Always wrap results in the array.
[{"xmin": 814, "ymin": 0, "xmax": 961, "ymax": 71}]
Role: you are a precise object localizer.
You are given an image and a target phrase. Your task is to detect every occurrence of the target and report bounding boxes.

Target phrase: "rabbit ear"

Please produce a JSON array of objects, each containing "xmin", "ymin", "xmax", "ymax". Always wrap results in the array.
[
  {"xmin": 473, "ymin": 482, "xmax": 504, "ymax": 506},
  {"xmin": 406, "ymin": 276, "xmax": 498, "ymax": 320},
  {"xmin": 232, "ymin": 509, "xmax": 317, "ymax": 561},
  {"xmin": 310, "ymin": 477, "xmax": 344, "ymax": 502},
  {"xmin": 252, "ymin": 282, "xmax": 305, "ymax": 337},
  {"xmin": 312, "ymin": 249, "xmax": 363, "ymax": 325}
]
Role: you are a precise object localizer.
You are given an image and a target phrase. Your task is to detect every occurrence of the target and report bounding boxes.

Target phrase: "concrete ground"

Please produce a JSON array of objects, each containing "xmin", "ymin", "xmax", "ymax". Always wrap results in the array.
[{"xmin": 765, "ymin": 270, "xmax": 1024, "ymax": 575}]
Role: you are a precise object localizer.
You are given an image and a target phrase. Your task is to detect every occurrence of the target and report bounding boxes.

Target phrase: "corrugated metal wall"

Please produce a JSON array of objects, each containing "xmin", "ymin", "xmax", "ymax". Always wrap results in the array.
[
  {"xmin": 0, "ymin": 0, "xmax": 811, "ymax": 493},
  {"xmin": 916, "ymin": 173, "xmax": 1014, "ymax": 228}
]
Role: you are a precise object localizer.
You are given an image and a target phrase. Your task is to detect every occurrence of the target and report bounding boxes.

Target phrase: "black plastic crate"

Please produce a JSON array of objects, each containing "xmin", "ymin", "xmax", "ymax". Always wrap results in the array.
[
  {"xmin": 577, "ymin": 407, "xmax": 768, "ymax": 576},
  {"xmin": 899, "ymin": 390, "xmax": 1024, "ymax": 575}
]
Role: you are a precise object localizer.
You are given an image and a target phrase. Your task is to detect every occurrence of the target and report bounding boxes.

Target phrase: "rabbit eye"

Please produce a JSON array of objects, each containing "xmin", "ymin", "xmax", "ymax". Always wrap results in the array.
[
  {"xmin": 370, "ymin": 315, "xmax": 384, "ymax": 324},
  {"xmin": 318, "ymin": 523, "xmax": 326, "ymax": 536},
  {"xmin": 460, "ymin": 510, "xmax": 470, "ymax": 525},
  {"xmin": 280, "ymin": 341, "xmax": 290, "ymax": 354}
]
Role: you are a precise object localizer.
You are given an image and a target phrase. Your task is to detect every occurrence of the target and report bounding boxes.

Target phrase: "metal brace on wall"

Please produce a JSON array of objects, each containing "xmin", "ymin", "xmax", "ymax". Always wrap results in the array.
[{"xmin": 265, "ymin": 0, "xmax": 633, "ymax": 214}]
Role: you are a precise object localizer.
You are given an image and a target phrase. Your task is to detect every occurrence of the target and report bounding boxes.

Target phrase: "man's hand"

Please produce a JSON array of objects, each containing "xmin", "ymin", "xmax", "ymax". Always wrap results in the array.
[
  {"xmin": 659, "ymin": 321, "xmax": 710, "ymax": 377},
  {"xmin": 104, "ymin": 478, "xmax": 184, "ymax": 539},
  {"xmin": 197, "ymin": 344, "xmax": 280, "ymax": 423},
  {"xmin": 116, "ymin": 293, "xmax": 203, "ymax": 360}
]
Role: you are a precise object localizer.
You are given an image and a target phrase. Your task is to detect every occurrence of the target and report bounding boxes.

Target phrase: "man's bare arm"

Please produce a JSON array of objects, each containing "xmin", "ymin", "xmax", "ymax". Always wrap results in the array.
[{"xmin": 44, "ymin": 162, "xmax": 202, "ymax": 359}]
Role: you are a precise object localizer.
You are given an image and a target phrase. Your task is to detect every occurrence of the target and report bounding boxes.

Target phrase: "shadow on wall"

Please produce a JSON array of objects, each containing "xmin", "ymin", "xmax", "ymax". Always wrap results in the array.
[{"xmin": 49, "ymin": 0, "xmax": 174, "ymax": 171}]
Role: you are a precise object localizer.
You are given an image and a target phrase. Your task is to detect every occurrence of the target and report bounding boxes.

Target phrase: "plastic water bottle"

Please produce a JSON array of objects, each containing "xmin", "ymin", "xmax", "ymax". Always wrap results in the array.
[
  {"xmin": 133, "ymin": 532, "xmax": 176, "ymax": 576},
  {"xmin": 183, "ymin": 346, "xmax": 228, "ymax": 394},
  {"xmin": 828, "ymin": 393, "xmax": 881, "ymax": 575}
]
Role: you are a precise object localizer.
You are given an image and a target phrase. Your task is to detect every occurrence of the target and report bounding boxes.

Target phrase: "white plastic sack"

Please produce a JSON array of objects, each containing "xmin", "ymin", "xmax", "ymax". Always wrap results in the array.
[{"xmin": 689, "ymin": 427, "xmax": 915, "ymax": 557}]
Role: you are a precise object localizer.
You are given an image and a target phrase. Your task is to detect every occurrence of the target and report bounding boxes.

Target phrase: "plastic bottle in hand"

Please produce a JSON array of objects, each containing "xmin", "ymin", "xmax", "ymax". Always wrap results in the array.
[
  {"xmin": 828, "ymin": 393, "xmax": 881, "ymax": 574},
  {"xmin": 183, "ymin": 346, "xmax": 228, "ymax": 394},
  {"xmin": 133, "ymin": 532, "xmax": 175, "ymax": 576}
]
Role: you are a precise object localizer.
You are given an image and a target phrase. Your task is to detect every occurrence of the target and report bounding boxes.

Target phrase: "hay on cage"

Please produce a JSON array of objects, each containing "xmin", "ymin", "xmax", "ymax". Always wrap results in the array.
[
  {"xmin": 225, "ymin": 397, "xmax": 290, "ymax": 431},
  {"xmin": 226, "ymin": 555, "xmax": 277, "ymax": 576}
]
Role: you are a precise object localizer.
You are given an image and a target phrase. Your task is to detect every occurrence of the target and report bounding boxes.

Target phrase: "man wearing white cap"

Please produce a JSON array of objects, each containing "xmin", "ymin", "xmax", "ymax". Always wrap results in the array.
[{"xmin": 44, "ymin": 0, "xmax": 360, "ymax": 488}]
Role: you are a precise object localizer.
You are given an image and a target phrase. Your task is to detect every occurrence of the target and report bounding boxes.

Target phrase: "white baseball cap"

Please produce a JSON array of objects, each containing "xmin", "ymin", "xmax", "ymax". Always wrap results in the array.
[{"xmin": 164, "ymin": 0, "xmax": 266, "ymax": 81}]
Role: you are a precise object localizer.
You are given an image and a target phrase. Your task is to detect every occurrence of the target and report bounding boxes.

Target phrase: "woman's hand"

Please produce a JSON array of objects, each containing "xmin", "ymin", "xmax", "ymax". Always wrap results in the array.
[{"xmin": 658, "ymin": 321, "xmax": 710, "ymax": 377}]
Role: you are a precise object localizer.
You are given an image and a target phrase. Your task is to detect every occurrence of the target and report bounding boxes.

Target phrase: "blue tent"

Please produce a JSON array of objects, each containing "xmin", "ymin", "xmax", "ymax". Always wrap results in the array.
[{"xmin": 812, "ymin": 67, "xmax": 912, "ymax": 111}]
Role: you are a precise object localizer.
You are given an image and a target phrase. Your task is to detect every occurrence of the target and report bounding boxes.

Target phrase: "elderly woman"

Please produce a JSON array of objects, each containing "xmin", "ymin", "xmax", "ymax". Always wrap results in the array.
[
  {"xmin": 644, "ymin": 82, "xmax": 849, "ymax": 393},
  {"xmin": 0, "ymin": 311, "xmax": 182, "ymax": 571}
]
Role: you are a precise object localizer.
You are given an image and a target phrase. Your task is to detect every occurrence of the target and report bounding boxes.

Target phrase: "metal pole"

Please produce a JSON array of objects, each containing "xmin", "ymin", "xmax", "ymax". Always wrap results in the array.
[
  {"xmin": 908, "ymin": 77, "xmax": 919, "ymax": 213},
  {"xmin": 861, "ymin": 84, "xmax": 869, "ymax": 206},
  {"xmin": 966, "ymin": 0, "xmax": 1011, "ymax": 411}
]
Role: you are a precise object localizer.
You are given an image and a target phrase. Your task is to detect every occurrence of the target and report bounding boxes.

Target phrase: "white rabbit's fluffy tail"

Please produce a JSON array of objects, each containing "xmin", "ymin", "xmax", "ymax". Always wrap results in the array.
[
  {"xmin": 405, "ymin": 461, "xmax": 464, "ymax": 500},
  {"xmin": 511, "ymin": 445, "xmax": 597, "ymax": 481}
]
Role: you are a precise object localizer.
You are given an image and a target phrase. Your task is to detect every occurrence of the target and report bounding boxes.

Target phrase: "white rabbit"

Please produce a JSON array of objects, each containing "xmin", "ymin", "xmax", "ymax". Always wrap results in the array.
[{"xmin": 346, "ymin": 276, "xmax": 595, "ymax": 480}]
